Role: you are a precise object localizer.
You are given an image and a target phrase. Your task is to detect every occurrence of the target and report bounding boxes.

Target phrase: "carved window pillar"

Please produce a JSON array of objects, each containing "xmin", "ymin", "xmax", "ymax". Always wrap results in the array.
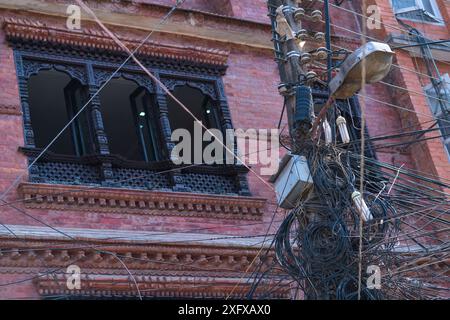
[
  {"xmin": 86, "ymin": 65, "xmax": 114, "ymax": 185},
  {"xmin": 14, "ymin": 53, "xmax": 40, "ymax": 182},
  {"xmin": 17, "ymin": 76, "xmax": 35, "ymax": 148},
  {"xmin": 215, "ymin": 79, "xmax": 250, "ymax": 195},
  {"xmin": 86, "ymin": 85, "xmax": 110, "ymax": 156},
  {"xmin": 154, "ymin": 77, "xmax": 190, "ymax": 192},
  {"xmin": 17, "ymin": 74, "xmax": 42, "ymax": 182}
]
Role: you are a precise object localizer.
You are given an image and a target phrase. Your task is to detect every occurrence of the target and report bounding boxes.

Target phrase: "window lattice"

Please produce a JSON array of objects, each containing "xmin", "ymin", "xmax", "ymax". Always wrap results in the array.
[
  {"xmin": 112, "ymin": 168, "xmax": 171, "ymax": 191},
  {"xmin": 33, "ymin": 162, "xmax": 102, "ymax": 185},
  {"xmin": 30, "ymin": 162, "xmax": 241, "ymax": 195}
]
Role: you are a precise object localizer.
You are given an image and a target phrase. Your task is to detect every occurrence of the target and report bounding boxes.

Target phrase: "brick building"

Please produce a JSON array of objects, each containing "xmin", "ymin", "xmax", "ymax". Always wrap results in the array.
[{"xmin": 0, "ymin": 0, "xmax": 448, "ymax": 299}]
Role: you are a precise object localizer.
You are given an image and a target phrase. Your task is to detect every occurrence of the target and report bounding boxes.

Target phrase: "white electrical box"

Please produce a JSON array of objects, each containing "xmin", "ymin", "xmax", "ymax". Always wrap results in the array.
[{"xmin": 270, "ymin": 154, "xmax": 313, "ymax": 209}]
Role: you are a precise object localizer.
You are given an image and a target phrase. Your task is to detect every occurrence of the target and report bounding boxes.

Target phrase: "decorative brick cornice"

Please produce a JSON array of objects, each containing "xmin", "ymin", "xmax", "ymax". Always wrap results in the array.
[
  {"xmin": 34, "ymin": 274, "xmax": 290, "ymax": 299},
  {"xmin": 0, "ymin": 104, "xmax": 21, "ymax": 116},
  {"xmin": 3, "ymin": 17, "xmax": 229, "ymax": 66},
  {"xmin": 18, "ymin": 183, "xmax": 266, "ymax": 220},
  {"xmin": 0, "ymin": 237, "xmax": 275, "ymax": 274},
  {"xmin": 0, "ymin": 236, "xmax": 287, "ymax": 299}
]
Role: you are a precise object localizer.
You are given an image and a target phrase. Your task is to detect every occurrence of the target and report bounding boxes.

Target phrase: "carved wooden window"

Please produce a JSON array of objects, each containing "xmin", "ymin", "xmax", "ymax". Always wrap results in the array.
[{"xmin": 14, "ymin": 47, "xmax": 250, "ymax": 196}]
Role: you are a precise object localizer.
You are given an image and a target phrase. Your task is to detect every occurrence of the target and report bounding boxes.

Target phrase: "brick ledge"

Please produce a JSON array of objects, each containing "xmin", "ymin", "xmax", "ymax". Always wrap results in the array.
[{"xmin": 18, "ymin": 183, "xmax": 266, "ymax": 220}]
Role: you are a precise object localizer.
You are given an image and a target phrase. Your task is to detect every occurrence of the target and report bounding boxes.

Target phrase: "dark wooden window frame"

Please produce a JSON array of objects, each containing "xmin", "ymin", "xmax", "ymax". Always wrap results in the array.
[{"xmin": 13, "ymin": 45, "xmax": 250, "ymax": 196}]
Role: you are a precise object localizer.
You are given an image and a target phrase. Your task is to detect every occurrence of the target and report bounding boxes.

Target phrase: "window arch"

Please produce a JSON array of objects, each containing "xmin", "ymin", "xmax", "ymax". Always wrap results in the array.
[
  {"xmin": 27, "ymin": 69, "xmax": 92, "ymax": 156},
  {"xmin": 167, "ymin": 85, "xmax": 223, "ymax": 164},
  {"xmin": 168, "ymin": 85, "xmax": 221, "ymax": 132},
  {"xmin": 99, "ymin": 77, "xmax": 162, "ymax": 162},
  {"xmin": 15, "ymin": 49, "xmax": 249, "ymax": 195}
]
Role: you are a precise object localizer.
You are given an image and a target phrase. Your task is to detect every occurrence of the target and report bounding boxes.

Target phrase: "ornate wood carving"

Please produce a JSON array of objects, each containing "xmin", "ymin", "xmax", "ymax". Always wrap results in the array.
[
  {"xmin": 34, "ymin": 275, "xmax": 289, "ymax": 299},
  {"xmin": 18, "ymin": 147, "xmax": 249, "ymax": 174},
  {"xmin": 161, "ymin": 78, "xmax": 217, "ymax": 100},
  {"xmin": 0, "ymin": 104, "xmax": 21, "ymax": 116},
  {"xmin": 3, "ymin": 18, "xmax": 229, "ymax": 69},
  {"xmin": 22, "ymin": 59, "xmax": 88, "ymax": 85},
  {"xmin": 94, "ymin": 69, "xmax": 155, "ymax": 92},
  {"xmin": 18, "ymin": 183, "xmax": 266, "ymax": 220},
  {"xmin": 17, "ymin": 82, "xmax": 31, "ymax": 148},
  {"xmin": 235, "ymin": 173, "xmax": 251, "ymax": 196},
  {"xmin": 9, "ymin": 17, "xmax": 248, "ymax": 197},
  {"xmin": 86, "ymin": 85, "xmax": 111, "ymax": 156}
]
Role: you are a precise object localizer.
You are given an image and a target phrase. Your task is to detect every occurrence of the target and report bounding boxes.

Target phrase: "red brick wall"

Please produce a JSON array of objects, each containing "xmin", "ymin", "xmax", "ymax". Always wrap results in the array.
[
  {"xmin": 0, "ymin": 274, "xmax": 38, "ymax": 300},
  {"xmin": 145, "ymin": 0, "xmax": 270, "ymax": 22},
  {"xmin": 0, "ymin": 28, "xmax": 28, "ymax": 207},
  {"xmin": 0, "ymin": 24, "xmax": 282, "ymax": 239},
  {"xmin": 0, "ymin": 0, "xmax": 447, "ymax": 238},
  {"xmin": 140, "ymin": 0, "xmax": 233, "ymax": 16},
  {"xmin": 229, "ymin": 0, "xmax": 269, "ymax": 23},
  {"xmin": 370, "ymin": 0, "xmax": 450, "ymax": 184},
  {"xmin": 0, "ymin": 0, "xmax": 449, "ymax": 299}
]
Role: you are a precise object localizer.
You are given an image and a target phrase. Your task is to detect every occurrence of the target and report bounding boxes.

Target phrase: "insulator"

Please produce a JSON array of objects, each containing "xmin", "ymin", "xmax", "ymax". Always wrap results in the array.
[
  {"xmin": 336, "ymin": 116, "xmax": 350, "ymax": 144},
  {"xmin": 296, "ymin": 29, "xmax": 309, "ymax": 41},
  {"xmin": 315, "ymin": 47, "xmax": 328, "ymax": 60},
  {"xmin": 278, "ymin": 83, "xmax": 289, "ymax": 96},
  {"xmin": 296, "ymin": 40, "xmax": 306, "ymax": 50},
  {"xmin": 352, "ymin": 191, "xmax": 373, "ymax": 222},
  {"xmin": 294, "ymin": 8, "xmax": 305, "ymax": 22},
  {"xmin": 311, "ymin": 10, "xmax": 323, "ymax": 22},
  {"xmin": 287, "ymin": 51, "xmax": 301, "ymax": 60},
  {"xmin": 305, "ymin": 71, "xmax": 317, "ymax": 81},
  {"xmin": 314, "ymin": 32, "xmax": 325, "ymax": 41},
  {"xmin": 275, "ymin": 6, "xmax": 295, "ymax": 39},
  {"xmin": 322, "ymin": 119, "xmax": 332, "ymax": 145},
  {"xmin": 282, "ymin": 5, "xmax": 294, "ymax": 15},
  {"xmin": 294, "ymin": 85, "xmax": 313, "ymax": 131},
  {"xmin": 275, "ymin": 17, "xmax": 292, "ymax": 38},
  {"xmin": 300, "ymin": 53, "xmax": 312, "ymax": 64}
]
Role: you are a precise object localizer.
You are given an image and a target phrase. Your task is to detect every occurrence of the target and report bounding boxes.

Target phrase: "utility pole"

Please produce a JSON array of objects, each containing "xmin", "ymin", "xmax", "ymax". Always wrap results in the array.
[
  {"xmin": 266, "ymin": 0, "xmax": 395, "ymax": 300},
  {"xmin": 267, "ymin": 0, "xmax": 329, "ymax": 299},
  {"xmin": 323, "ymin": 0, "xmax": 336, "ymax": 143},
  {"xmin": 267, "ymin": 0, "xmax": 326, "ymax": 153}
]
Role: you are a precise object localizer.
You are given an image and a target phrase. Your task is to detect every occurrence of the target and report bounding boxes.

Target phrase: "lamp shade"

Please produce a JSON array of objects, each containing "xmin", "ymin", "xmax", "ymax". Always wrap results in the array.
[{"xmin": 329, "ymin": 42, "xmax": 394, "ymax": 99}]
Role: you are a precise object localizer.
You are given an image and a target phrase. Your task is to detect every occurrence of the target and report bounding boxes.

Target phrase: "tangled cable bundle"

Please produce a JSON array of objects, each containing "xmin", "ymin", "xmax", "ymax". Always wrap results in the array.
[
  {"xmin": 263, "ymin": 144, "xmax": 449, "ymax": 300},
  {"xmin": 336, "ymin": 275, "xmax": 383, "ymax": 300},
  {"xmin": 248, "ymin": 143, "xmax": 448, "ymax": 300},
  {"xmin": 302, "ymin": 221, "xmax": 350, "ymax": 264}
]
